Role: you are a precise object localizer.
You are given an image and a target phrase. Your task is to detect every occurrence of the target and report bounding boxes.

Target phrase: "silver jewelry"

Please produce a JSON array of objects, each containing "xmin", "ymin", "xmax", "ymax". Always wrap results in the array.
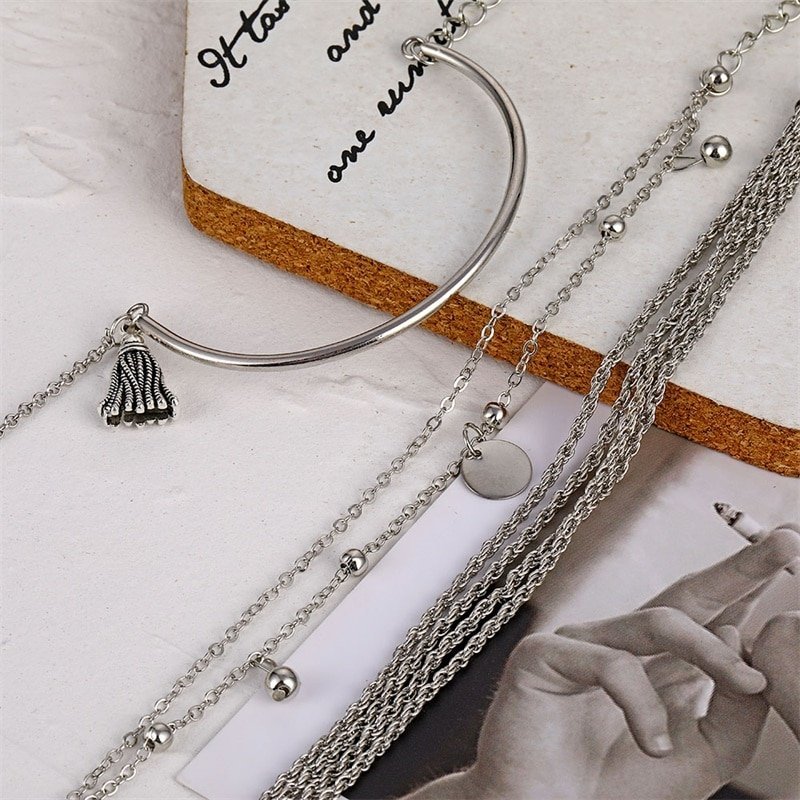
[
  {"xmin": 2, "ymin": 34, "xmax": 526, "ymax": 431},
  {"xmin": 460, "ymin": 438, "xmax": 533, "ymax": 499},
  {"xmin": 1, "ymin": 1, "xmax": 796, "ymax": 798},
  {"xmin": 138, "ymin": 39, "xmax": 526, "ymax": 373},
  {"xmin": 674, "ymin": 133, "xmax": 733, "ymax": 170},
  {"xmin": 0, "ymin": 3, "xmax": 733, "ymax": 442},
  {"xmin": 251, "ymin": 657, "xmax": 301, "ymax": 702},
  {"xmin": 340, "ymin": 548, "xmax": 369, "ymax": 577},
  {"xmin": 141, "ymin": 723, "xmax": 173, "ymax": 753},
  {"xmin": 598, "ymin": 213, "xmax": 627, "ymax": 240},
  {"xmin": 266, "ymin": 666, "xmax": 300, "ymax": 702},
  {"xmin": 265, "ymin": 99, "xmax": 800, "ymax": 800},
  {"xmin": 97, "ymin": 331, "xmax": 178, "ymax": 427}
]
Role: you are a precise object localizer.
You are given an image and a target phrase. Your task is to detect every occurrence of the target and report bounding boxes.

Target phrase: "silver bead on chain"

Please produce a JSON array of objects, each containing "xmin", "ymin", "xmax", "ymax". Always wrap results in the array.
[
  {"xmin": 0, "ymin": 0, "xmax": 777, "ymax": 796},
  {"xmin": 263, "ymin": 104, "xmax": 800, "ymax": 800}
]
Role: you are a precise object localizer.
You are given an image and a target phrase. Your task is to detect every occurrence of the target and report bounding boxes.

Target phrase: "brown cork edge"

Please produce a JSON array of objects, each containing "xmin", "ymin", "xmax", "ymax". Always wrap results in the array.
[{"xmin": 182, "ymin": 165, "xmax": 800, "ymax": 477}]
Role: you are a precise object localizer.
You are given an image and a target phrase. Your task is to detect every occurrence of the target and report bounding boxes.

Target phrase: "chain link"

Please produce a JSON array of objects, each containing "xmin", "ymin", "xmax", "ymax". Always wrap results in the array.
[
  {"xmin": 402, "ymin": 0, "xmax": 503, "ymax": 62},
  {"xmin": 43, "ymin": 2, "xmax": 799, "ymax": 796},
  {"xmin": 0, "ymin": 329, "xmax": 116, "ymax": 440},
  {"xmin": 264, "ymin": 102, "xmax": 800, "ymax": 800},
  {"xmin": 715, "ymin": 0, "xmax": 800, "ymax": 73}
]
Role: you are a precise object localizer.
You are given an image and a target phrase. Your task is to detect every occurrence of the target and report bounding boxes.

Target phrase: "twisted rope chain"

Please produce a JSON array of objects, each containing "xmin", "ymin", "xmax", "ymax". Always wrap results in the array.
[{"xmin": 264, "ymin": 102, "xmax": 800, "ymax": 800}]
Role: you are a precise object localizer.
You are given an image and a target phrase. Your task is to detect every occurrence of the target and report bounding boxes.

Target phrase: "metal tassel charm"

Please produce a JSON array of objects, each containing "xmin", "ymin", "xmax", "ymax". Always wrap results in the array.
[{"xmin": 98, "ymin": 333, "xmax": 178, "ymax": 427}]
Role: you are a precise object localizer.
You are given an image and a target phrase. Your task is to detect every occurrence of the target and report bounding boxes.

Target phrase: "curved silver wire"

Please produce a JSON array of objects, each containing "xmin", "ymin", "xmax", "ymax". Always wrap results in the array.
[{"xmin": 137, "ymin": 41, "xmax": 526, "ymax": 368}]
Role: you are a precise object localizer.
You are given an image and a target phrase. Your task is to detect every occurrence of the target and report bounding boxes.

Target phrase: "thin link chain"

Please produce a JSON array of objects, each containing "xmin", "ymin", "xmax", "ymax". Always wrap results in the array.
[
  {"xmin": 22, "ymin": 0, "xmax": 787, "ymax": 795},
  {"xmin": 401, "ymin": 0, "xmax": 503, "ymax": 62},
  {"xmin": 438, "ymin": 0, "xmax": 503, "ymax": 44},
  {"xmin": 716, "ymin": 0, "xmax": 800, "ymax": 73},
  {"xmin": 0, "ymin": 329, "xmax": 115, "ymax": 440},
  {"xmin": 497, "ymin": 93, "xmax": 705, "ymax": 403},
  {"xmin": 264, "ymin": 103, "xmax": 800, "ymax": 800}
]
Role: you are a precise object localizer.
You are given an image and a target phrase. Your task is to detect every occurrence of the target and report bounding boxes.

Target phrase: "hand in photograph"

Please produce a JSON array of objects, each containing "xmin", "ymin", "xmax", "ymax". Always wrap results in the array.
[{"xmin": 403, "ymin": 526, "xmax": 800, "ymax": 800}]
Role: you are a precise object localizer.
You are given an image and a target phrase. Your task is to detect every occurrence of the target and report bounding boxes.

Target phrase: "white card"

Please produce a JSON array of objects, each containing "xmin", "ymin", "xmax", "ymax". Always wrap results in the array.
[{"xmin": 182, "ymin": 0, "xmax": 800, "ymax": 430}]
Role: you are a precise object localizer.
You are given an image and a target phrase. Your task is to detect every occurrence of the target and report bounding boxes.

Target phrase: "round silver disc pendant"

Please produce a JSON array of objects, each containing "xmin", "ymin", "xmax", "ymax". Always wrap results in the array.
[{"xmin": 461, "ymin": 439, "xmax": 533, "ymax": 500}]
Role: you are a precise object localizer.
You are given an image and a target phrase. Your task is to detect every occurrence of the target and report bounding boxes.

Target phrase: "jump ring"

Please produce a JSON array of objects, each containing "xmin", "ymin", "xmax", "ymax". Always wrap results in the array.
[
  {"xmin": 126, "ymin": 302, "xmax": 149, "ymax": 323},
  {"xmin": 462, "ymin": 422, "xmax": 484, "ymax": 459},
  {"xmin": 459, "ymin": 1, "xmax": 488, "ymax": 27},
  {"xmin": 109, "ymin": 302, "xmax": 149, "ymax": 344},
  {"xmin": 109, "ymin": 314, "xmax": 133, "ymax": 345},
  {"xmin": 427, "ymin": 27, "xmax": 454, "ymax": 47},
  {"xmin": 444, "ymin": 16, "xmax": 470, "ymax": 42},
  {"xmin": 763, "ymin": 12, "xmax": 788, "ymax": 32},
  {"xmin": 401, "ymin": 36, "xmax": 436, "ymax": 64}
]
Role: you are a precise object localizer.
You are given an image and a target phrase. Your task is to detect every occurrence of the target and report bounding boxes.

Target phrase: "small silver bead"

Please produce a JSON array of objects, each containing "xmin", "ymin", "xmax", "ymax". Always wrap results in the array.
[
  {"xmin": 267, "ymin": 665, "xmax": 299, "ymax": 701},
  {"xmin": 599, "ymin": 214, "xmax": 626, "ymax": 241},
  {"xmin": 143, "ymin": 723, "xmax": 173, "ymax": 751},
  {"xmin": 700, "ymin": 135, "xmax": 732, "ymax": 168},
  {"xmin": 702, "ymin": 65, "xmax": 732, "ymax": 96},
  {"xmin": 341, "ymin": 548, "xmax": 368, "ymax": 577},
  {"xmin": 482, "ymin": 402, "xmax": 508, "ymax": 430}
]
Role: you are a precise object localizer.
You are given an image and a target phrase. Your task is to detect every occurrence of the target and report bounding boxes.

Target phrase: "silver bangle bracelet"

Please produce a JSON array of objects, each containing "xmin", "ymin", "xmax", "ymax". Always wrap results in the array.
[{"xmin": 136, "ymin": 41, "xmax": 526, "ymax": 369}]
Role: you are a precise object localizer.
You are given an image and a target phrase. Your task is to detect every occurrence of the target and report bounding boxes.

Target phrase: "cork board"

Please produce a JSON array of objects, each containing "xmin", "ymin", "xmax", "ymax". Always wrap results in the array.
[{"xmin": 182, "ymin": 0, "xmax": 800, "ymax": 476}]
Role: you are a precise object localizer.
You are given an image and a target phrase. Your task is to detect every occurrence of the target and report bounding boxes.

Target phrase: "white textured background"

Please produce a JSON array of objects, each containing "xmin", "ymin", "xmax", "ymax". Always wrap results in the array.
[{"xmin": 0, "ymin": 2, "xmax": 797, "ymax": 800}]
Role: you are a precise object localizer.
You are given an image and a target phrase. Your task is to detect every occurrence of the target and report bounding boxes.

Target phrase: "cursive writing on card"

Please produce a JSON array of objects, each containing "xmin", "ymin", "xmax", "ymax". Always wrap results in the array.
[
  {"xmin": 377, "ymin": 61, "xmax": 427, "ymax": 117},
  {"xmin": 326, "ymin": 61, "xmax": 429, "ymax": 182},
  {"xmin": 327, "ymin": 129, "xmax": 377, "ymax": 183},
  {"xmin": 326, "ymin": 2, "xmax": 454, "ymax": 182},
  {"xmin": 197, "ymin": 0, "xmax": 291, "ymax": 88},
  {"xmin": 327, "ymin": 0, "xmax": 381, "ymax": 63}
]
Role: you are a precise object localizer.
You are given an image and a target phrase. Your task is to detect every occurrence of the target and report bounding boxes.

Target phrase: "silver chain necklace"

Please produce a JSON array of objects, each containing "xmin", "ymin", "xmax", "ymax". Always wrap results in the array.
[
  {"xmin": 267, "ymin": 104, "xmax": 800, "ymax": 799},
  {"xmin": 1, "ymin": 1, "xmax": 798, "ymax": 798}
]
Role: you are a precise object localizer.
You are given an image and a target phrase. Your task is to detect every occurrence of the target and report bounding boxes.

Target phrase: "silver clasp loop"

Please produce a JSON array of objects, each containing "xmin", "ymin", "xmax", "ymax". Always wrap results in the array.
[
  {"xmin": 462, "ymin": 422, "xmax": 485, "ymax": 459},
  {"xmin": 401, "ymin": 36, "xmax": 437, "ymax": 64},
  {"xmin": 109, "ymin": 303, "xmax": 150, "ymax": 345},
  {"xmin": 126, "ymin": 303, "xmax": 149, "ymax": 325}
]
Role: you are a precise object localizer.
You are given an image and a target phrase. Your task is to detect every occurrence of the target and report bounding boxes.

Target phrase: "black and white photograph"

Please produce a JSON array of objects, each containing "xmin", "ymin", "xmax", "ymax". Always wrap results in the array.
[
  {"xmin": 347, "ymin": 411, "xmax": 800, "ymax": 800},
  {"xmin": 2, "ymin": 2, "xmax": 798, "ymax": 800}
]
